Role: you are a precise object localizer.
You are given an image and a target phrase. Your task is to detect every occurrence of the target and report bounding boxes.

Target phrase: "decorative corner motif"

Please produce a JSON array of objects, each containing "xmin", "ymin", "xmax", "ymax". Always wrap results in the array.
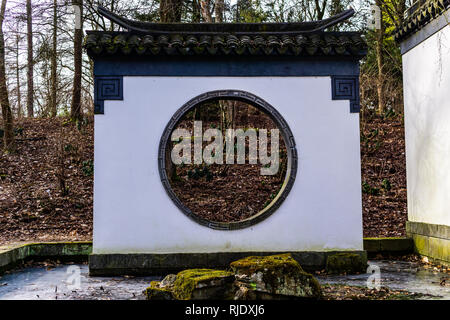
[
  {"xmin": 94, "ymin": 76, "xmax": 123, "ymax": 114},
  {"xmin": 331, "ymin": 76, "xmax": 360, "ymax": 113}
]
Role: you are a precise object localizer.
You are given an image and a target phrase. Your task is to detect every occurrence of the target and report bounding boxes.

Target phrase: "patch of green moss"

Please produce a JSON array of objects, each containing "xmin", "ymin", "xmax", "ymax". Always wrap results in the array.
[
  {"xmin": 413, "ymin": 235, "xmax": 428, "ymax": 255},
  {"xmin": 171, "ymin": 269, "xmax": 234, "ymax": 300},
  {"xmin": 145, "ymin": 280, "xmax": 174, "ymax": 300},
  {"xmin": 230, "ymin": 253, "xmax": 305, "ymax": 275},
  {"xmin": 326, "ymin": 253, "xmax": 367, "ymax": 274}
]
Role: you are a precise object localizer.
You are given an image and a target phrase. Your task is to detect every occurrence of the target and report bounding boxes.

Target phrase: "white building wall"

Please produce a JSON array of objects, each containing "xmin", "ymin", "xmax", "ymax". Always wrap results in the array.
[
  {"xmin": 93, "ymin": 76, "xmax": 363, "ymax": 254},
  {"xmin": 402, "ymin": 24, "xmax": 450, "ymax": 227}
]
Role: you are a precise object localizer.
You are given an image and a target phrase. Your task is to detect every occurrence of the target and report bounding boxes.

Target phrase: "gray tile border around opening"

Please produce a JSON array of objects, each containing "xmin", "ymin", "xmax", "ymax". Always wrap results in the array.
[{"xmin": 158, "ymin": 89, "xmax": 298, "ymax": 230}]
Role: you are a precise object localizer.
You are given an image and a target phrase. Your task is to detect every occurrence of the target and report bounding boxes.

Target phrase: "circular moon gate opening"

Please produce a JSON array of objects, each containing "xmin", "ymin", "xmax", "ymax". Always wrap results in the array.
[{"xmin": 159, "ymin": 91, "xmax": 297, "ymax": 230}]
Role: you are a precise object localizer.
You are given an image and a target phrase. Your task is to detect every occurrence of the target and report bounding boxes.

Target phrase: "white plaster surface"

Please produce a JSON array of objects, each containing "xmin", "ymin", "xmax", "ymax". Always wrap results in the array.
[
  {"xmin": 93, "ymin": 76, "xmax": 363, "ymax": 254},
  {"xmin": 402, "ymin": 25, "xmax": 450, "ymax": 227}
]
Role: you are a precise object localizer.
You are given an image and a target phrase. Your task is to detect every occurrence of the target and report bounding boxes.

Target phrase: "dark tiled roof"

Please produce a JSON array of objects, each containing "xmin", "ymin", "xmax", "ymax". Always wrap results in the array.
[
  {"xmin": 95, "ymin": 5, "xmax": 355, "ymax": 34},
  {"xmin": 85, "ymin": 31, "xmax": 366, "ymax": 57},
  {"xmin": 85, "ymin": 6, "xmax": 366, "ymax": 58},
  {"xmin": 395, "ymin": 0, "xmax": 450, "ymax": 42}
]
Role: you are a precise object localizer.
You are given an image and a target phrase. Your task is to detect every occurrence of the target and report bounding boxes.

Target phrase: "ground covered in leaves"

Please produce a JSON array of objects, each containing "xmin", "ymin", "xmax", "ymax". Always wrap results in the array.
[
  {"xmin": 360, "ymin": 113, "xmax": 407, "ymax": 237},
  {"xmin": 0, "ymin": 118, "xmax": 93, "ymax": 244},
  {"xmin": 321, "ymin": 284, "xmax": 431, "ymax": 300},
  {"xmin": 1, "ymin": 113, "xmax": 407, "ymax": 243}
]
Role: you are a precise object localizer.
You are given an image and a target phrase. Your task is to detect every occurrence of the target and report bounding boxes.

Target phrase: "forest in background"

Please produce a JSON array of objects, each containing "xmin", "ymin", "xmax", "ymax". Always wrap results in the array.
[
  {"xmin": 0, "ymin": 0, "xmax": 411, "ymax": 139},
  {"xmin": 0, "ymin": 0, "xmax": 414, "ymax": 241}
]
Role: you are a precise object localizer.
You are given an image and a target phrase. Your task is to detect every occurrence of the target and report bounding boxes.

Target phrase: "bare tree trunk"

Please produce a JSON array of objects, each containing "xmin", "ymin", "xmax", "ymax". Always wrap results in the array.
[
  {"xmin": 50, "ymin": 0, "xmax": 57, "ymax": 117},
  {"xmin": 0, "ymin": 0, "xmax": 16, "ymax": 152},
  {"xmin": 313, "ymin": 0, "xmax": 327, "ymax": 20},
  {"xmin": 26, "ymin": 0, "xmax": 33, "ymax": 117},
  {"xmin": 215, "ymin": 0, "xmax": 224, "ymax": 22},
  {"xmin": 70, "ymin": 0, "xmax": 83, "ymax": 122},
  {"xmin": 375, "ymin": 0, "xmax": 385, "ymax": 115},
  {"xmin": 200, "ymin": 0, "xmax": 212, "ymax": 22},
  {"xmin": 192, "ymin": 0, "xmax": 201, "ymax": 22},
  {"xmin": 226, "ymin": 101, "xmax": 236, "ymax": 130},
  {"xmin": 160, "ymin": 0, "xmax": 182, "ymax": 22},
  {"xmin": 109, "ymin": 0, "xmax": 115, "ymax": 31},
  {"xmin": 15, "ymin": 34, "xmax": 22, "ymax": 118}
]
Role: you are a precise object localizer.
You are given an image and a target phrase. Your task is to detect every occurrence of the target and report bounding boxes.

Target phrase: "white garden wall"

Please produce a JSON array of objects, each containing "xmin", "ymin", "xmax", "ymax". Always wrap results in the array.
[
  {"xmin": 93, "ymin": 76, "xmax": 363, "ymax": 254},
  {"xmin": 402, "ymin": 24, "xmax": 450, "ymax": 227}
]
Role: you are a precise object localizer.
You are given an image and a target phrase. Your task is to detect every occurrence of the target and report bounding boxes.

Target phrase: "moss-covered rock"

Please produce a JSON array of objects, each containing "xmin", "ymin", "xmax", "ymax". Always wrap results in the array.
[
  {"xmin": 146, "ymin": 254, "xmax": 326, "ymax": 300},
  {"xmin": 145, "ymin": 280, "xmax": 174, "ymax": 300},
  {"xmin": 326, "ymin": 253, "xmax": 367, "ymax": 274},
  {"xmin": 146, "ymin": 269, "xmax": 235, "ymax": 300},
  {"xmin": 230, "ymin": 253, "xmax": 322, "ymax": 299},
  {"xmin": 172, "ymin": 269, "xmax": 235, "ymax": 300}
]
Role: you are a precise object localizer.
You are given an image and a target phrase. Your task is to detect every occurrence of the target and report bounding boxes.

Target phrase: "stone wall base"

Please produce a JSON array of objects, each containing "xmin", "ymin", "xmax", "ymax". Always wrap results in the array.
[
  {"xmin": 88, "ymin": 250, "xmax": 367, "ymax": 276},
  {"xmin": 0, "ymin": 242, "xmax": 92, "ymax": 275},
  {"xmin": 406, "ymin": 221, "xmax": 450, "ymax": 266}
]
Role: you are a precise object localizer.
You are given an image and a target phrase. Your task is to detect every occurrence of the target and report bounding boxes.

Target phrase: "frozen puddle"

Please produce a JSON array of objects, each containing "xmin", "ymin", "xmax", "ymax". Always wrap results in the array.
[
  {"xmin": 0, "ymin": 260, "xmax": 448, "ymax": 300},
  {"xmin": 0, "ymin": 264, "xmax": 160, "ymax": 300},
  {"xmin": 318, "ymin": 260, "xmax": 449, "ymax": 300}
]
